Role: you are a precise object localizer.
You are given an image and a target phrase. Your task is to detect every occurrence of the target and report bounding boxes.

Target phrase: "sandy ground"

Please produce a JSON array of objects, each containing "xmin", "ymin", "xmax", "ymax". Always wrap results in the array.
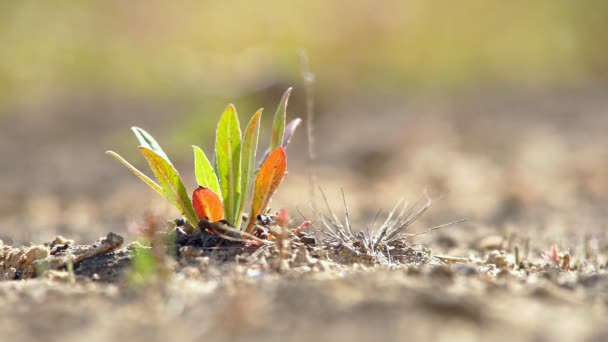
[{"xmin": 1, "ymin": 86, "xmax": 608, "ymax": 341}]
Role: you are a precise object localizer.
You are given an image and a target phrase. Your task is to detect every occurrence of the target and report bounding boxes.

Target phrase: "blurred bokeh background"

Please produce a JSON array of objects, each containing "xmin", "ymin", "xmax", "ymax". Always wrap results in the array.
[{"xmin": 1, "ymin": 1, "xmax": 608, "ymax": 245}]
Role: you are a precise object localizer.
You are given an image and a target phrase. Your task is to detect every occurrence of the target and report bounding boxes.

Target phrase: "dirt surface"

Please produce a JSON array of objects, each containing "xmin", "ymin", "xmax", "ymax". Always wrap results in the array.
[
  {"xmin": 2, "ymin": 87, "xmax": 608, "ymax": 341},
  {"xmin": 1, "ymin": 230, "xmax": 607, "ymax": 342}
]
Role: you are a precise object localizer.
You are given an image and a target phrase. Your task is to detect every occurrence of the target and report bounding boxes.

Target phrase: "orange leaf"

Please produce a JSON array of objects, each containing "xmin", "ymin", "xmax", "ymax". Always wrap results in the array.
[
  {"xmin": 192, "ymin": 186, "xmax": 224, "ymax": 222},
  {"xmin": 246, "ymin": 147, "xmax": 287, "ymax": 233}
]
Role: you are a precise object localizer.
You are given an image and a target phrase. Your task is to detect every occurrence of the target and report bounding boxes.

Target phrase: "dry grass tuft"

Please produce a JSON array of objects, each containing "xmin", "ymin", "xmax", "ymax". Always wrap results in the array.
[{"xmin": 305, "ymin": 188, "xmax": 464, "ymax": 266}]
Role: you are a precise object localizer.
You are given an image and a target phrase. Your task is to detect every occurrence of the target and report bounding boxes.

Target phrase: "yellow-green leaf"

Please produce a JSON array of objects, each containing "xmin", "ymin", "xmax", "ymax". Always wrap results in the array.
[
  {"xmin": 139, "ymin": 146, "xmax": 198, "ymax": 226},
  {"xmin": 106, "ymin": 150, "xmax": 164, "ymax": 197},
  {"xmin": 131, "ymin": 127, "xmax": 171, "ymax": 163},
  {"xmin": 193, "ymin": 145, "xmax": 222, "ymax": 202}
]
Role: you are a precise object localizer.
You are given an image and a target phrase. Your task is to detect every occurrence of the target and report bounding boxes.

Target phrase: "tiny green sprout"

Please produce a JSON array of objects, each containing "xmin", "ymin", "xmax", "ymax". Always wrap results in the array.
[
  {"xmin": 128, "ymin": 244, "xmax": 157, "ymax": 287},
  {"xmin": 106, "ymin": 88, "xmax": 300, "ymax": 236}
]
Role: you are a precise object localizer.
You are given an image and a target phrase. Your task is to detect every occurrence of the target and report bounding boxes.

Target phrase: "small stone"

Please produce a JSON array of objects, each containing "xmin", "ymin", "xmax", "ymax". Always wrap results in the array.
[
  {"xmin": 485, "ymin": 250, "xmax": 509, "ymax": 269},
  {"xmin": 21, "ymin": 246, "xmax": 50, "ymax": 266},
  {"xmin": 49, "ymin": 236, "xmax": 74, "ymax": 248}
]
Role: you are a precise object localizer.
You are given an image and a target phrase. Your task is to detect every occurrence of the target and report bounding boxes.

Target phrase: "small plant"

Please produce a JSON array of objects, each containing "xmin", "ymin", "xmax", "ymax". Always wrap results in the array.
[{"xmin": 107, "ymin": 88, "xmax": 301, "ymax": 240}]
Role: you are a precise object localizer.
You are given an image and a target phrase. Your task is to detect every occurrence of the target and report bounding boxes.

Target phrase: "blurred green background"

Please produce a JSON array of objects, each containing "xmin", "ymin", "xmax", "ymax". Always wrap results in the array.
[
  {"xmin": 1, "ymin": 0, "xmax": 606, "ymax": 107},
  {"xmin": 2, "ymin": 1, "xmax": 608, "ymax": 243}
]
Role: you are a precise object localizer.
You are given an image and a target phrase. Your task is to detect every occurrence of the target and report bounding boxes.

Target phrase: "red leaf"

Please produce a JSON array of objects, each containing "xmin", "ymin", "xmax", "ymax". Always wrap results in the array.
[
  {"xmin": 246, "ymin": 147, "xmax": 287, "ymax": 233},
  {"xmin": 192, "ymin": 186, "xmax": 224, "ymax": 222}
]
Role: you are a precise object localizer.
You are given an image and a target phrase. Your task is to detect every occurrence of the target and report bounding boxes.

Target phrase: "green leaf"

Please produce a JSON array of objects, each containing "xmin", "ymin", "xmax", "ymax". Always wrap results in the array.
[
  {"xmin": 138, "ymin": 146, "xmax": 198, "ymax": 226},
  {"xmin": 215, "ymin": 104, "xmax": 242, "ymax": 226},
  {"xmin": 193, "ymin": 145, "xmax": 222, "ymax": 201},
  {"xmin": 246, "ymin": 147, "xmax": 287, "ymax": 233},
  {"xmin": 270, "ymin": 87, "xmax": 292, "ymax": 152},
  {"xmin": 131, "ymin": 127, "xmax": 171, "ymax": 163},
  {"xmin": 105, "ymin": 150, "xmax": 164, "ymax": 196},
  {"xmin": 237, "ymin": 108, "xmax": 263, "ymax": 229}
]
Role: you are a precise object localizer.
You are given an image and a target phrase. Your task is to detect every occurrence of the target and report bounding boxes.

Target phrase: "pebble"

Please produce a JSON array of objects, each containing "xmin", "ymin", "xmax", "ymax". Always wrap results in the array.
[{"xmin": 485, "ymin": 250, "xmax": 509, "ymax": 269}]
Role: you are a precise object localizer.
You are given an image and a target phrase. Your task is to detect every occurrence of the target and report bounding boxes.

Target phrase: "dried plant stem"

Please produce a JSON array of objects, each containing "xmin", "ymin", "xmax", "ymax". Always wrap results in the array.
[
  {"xmin": 298, "ymin": 49, "xmax": 317, "ymax": 207},
  {"xmin": 402, "ymin": 219, "xmax": 468, "ymax": 240}
]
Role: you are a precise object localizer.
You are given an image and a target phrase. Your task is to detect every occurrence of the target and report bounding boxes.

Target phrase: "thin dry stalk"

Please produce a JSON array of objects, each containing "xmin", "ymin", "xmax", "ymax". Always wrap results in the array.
[{"xmin": 298, "ymin": 49, "xmax": 317, "ymax": 207}]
